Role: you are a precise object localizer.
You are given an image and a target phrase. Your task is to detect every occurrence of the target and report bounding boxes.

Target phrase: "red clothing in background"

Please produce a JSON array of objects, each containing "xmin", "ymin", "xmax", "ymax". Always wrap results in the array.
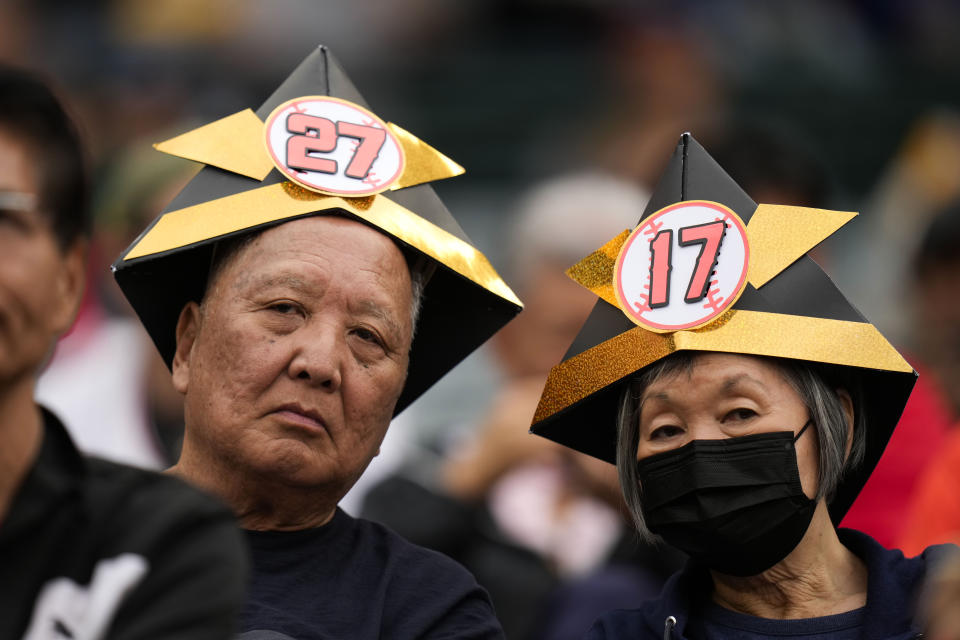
[
  {"xmin": 841, "ymin": 359, "xmax": 954, "ymax": 548},
  {"xmin": 898, "ymin": 421, "xmax": 960, "ymax": 556}
]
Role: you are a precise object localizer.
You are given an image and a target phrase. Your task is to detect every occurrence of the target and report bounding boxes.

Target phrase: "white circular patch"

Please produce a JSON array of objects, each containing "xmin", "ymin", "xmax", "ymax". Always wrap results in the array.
[
  {"xmin": 614, "ymin": 200, "xmax": 749, "ymax": 332},
  {"xmin": 264, "ymin": 96, "xmax": 404, "ymax": 196}
]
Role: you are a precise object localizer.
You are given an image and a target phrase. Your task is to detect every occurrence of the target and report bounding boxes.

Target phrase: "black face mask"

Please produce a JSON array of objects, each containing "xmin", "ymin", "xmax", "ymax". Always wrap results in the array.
[{"xmin": 636, "ymin": 422, "xmax": 816, "ymax": 577}]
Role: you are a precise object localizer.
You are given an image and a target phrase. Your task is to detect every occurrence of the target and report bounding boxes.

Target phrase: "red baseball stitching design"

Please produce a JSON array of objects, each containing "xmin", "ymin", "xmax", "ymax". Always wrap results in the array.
[
  {"xmin": 642, "ymin": 219, "xmax": 663, "ymax": 238},
  {"xmin": 634, "ymin": 274, "xmax": 651, "ymax": 312},
  {"xmin": 699, "ymin": 214, "xmax": 730, "ymax": 311},
  {"xmin": 702, "ymin": 279, "xmax": 724, "ymax": 312},
  {"xmin": 358, "ymin": 116, "xmax": 384, "ymax": 187},
  {"xmin": 634, "ymin": 227, "xmax": 655, "ymax": 312}
]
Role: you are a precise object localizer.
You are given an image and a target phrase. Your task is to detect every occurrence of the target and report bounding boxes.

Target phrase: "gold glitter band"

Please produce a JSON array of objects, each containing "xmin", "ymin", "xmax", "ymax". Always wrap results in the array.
[
  {"xmin": 566, "ymin": 229, "xmax": 630, "ymax": 308},
  {"xmin": 122, "ymin": 182, "xmax": 521, "ymax": 306},
  {"xmin": 532, "ymin": 309, "xmax": 912, "ymax": 424}
]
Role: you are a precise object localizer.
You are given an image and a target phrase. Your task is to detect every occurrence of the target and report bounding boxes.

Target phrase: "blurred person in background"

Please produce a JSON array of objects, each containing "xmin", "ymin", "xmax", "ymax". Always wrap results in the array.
[
  {"xmin": 906, "ymin": 198, "xmax": 960, "ymax": 418},
  {"xmin": 363, "ymin": 172, "xmax": 687, "ymax": 640},
  {"xmin": 0, "ymin": 65, "xmax": 246, "ymax": 639},
  {"xmin": 36, "ymin": 145, "xmax": 195, "ymax": 467},
  {"xmin": 113, "ymin": 46, "xmax": 520, "ymax": 639},
  {"xmin": 895, "ymin": 200, "xmax": 960, "ymax": 555},
  {"xmin": 920, "ymin": 551, "xmax": 960, "ymax": 640},
  {"xmin": 840, "ymin": 192, "xmax": 959, "ymax": 549}
]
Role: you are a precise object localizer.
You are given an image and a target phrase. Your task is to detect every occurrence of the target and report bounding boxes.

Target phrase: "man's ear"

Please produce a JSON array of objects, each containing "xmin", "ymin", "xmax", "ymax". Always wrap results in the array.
[
  {"xmin": 172, "ymin": 302, "xmax": 202, "ymax": 394},
  {"xmin": 51, "ymin": 239, "xmax": 87, "ymax": 335},
  {"xmin": 837, "ymin": 388, "xmax": 855, "ymax": 461}
]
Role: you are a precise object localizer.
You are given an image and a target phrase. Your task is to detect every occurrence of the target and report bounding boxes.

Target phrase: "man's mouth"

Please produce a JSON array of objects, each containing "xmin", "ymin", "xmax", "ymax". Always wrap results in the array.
[{"xmin": 272, "ymin": 404, "xmax": 327, "ymax": 431}]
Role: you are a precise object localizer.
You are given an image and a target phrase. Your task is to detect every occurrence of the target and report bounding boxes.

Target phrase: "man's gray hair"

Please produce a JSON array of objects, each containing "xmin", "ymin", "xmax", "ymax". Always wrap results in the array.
[
  {"xmin": 407, "ymin": 256, "xmax": 430, "ymax": 337},
  {"xmin": 615, "ymin": 351, "xmax": 866, "ymax": 541}
]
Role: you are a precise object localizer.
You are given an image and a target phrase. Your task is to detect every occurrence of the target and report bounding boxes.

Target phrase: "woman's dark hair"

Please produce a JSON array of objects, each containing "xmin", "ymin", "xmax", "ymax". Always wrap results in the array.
[{"xmin": 0, "ymin": 66, "xmax": 90, "ymax": 248}]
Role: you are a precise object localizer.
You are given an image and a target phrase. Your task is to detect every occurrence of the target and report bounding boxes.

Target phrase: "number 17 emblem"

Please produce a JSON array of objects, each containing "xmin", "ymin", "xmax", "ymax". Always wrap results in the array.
[{"xmin": 614, "ymin": 200, "xmax": 749, "ymax": 332}]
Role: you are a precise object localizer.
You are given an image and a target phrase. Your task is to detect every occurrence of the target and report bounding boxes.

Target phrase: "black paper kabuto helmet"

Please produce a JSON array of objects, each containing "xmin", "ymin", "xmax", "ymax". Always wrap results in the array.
[
  {"xmin": 113, "ymin": 45, "xmax": 522, "ymax": 415},
  {"xmin": 530, "ymin": 133, "xmax": 916, "ymax": 524}
]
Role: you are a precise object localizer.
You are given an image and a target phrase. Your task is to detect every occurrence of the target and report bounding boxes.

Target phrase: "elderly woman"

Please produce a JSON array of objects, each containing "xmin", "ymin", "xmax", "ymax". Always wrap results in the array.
[{"xmin": 530, "ymin": 134, "xmax": 956, "ymax": 638}]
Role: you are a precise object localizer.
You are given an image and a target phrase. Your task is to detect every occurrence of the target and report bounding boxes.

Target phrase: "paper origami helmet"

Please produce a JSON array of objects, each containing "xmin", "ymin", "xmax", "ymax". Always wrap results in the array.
[
  {"xmin": 530, "ymin": 133, "xmax": 916, "ymax": 522},
  {"xmin": 113, "ymin": 45, "xmax": 522, "ymax": 415}
]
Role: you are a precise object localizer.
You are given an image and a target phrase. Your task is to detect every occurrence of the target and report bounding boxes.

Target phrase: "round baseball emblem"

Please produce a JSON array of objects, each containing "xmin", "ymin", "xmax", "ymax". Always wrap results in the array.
[
  {"xmin": 264, "ymin": 96, "xmax": 405, "ymax": 196},
  {"xmin": 613, "ymin": 200, "xmax": 750, "ymax": 332}
]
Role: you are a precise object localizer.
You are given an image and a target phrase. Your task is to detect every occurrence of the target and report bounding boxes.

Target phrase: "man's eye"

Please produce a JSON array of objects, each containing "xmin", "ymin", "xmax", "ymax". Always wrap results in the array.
[
  {"xmin": 352, "ymin": 327, "xmax": 383, "ymax": 346},
  {"xmin": 649, "ymin": 425, "xmax": 683, "ymax": 440},
  {"xmin": 0, "ymin": 209, "xmax": 33, "ymax": 232},
  {"xmin": 269, "ymin": 302, "xmax": 297, "ymax": 315}
]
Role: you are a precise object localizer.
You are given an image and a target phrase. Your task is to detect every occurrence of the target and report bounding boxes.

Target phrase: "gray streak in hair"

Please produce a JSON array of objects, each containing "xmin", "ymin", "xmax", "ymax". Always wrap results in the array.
[{"xmin": 407, "ymin": 259, "xmax": 429, "ymax": 338}]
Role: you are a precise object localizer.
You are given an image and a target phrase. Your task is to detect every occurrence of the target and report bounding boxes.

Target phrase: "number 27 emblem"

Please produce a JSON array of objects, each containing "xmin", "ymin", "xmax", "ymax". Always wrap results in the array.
[
  {"xmin": 264, "ymin": 96, "xmax": 405, "ymax": 197},
  {"xmin": 614, "ymin": 201, "xmax": 750, "ymax": 332}
]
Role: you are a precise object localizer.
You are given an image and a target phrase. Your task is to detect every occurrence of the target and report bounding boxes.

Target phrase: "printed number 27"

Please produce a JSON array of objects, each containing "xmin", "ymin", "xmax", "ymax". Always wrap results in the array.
[
  {"xmin": 286, "ymin": 113, "xmax": 386, "ymax": 179},
  {"xmin": 648, "ymin": 221, "xmax": 725, "ymax": 308}
]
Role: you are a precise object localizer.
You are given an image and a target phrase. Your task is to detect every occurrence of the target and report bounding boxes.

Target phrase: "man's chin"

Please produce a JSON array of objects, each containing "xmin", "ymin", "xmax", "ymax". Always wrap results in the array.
[{"xmin": 246, "ymin": 443, "xmax": 342, "ymax": 491}]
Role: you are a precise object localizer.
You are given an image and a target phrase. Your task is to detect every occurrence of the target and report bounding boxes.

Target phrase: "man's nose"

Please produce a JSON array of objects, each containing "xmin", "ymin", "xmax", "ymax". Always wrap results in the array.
[{"xmin": 287, "ymin": 322, "xmax": 343, "ymax": 391}]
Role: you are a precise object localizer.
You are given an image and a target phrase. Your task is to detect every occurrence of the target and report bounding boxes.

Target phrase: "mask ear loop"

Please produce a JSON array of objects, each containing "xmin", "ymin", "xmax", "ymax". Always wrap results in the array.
[{"xmin": 794, "ymin": 419, "xmax": 813, "ymax": 443}]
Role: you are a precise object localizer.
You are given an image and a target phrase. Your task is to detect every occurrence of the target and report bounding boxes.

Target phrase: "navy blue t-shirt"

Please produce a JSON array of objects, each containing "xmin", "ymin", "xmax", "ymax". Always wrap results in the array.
[
  {"xmin": 239, "ymin": 508, "xmax": 504, "ymax": 639},
  {"xmin": 687, "ymin": 602, "xmax": 865, "ymax": 639}
]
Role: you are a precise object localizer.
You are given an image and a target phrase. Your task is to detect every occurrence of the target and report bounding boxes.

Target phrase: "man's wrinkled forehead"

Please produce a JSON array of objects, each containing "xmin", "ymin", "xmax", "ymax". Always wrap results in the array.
[{"xmin": 204, "ymin": 214, "xmax": 417, "ymax": 300}]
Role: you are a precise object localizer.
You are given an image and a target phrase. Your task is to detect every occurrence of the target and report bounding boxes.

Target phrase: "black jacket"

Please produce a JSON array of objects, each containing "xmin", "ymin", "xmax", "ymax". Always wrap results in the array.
[{"xmin": 0, "ymin": 408, "xmax": 248, "ymax": 639}]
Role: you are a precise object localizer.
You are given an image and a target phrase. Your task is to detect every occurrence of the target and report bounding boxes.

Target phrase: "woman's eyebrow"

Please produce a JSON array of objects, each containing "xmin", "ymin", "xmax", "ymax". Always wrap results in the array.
[
  {"xmin": 721, "ymin": 374, "xmax": 766, "ymax": 394},
  {"xmin": 638, "ymin": 390, "xmax": 672, "ymax": 415}
]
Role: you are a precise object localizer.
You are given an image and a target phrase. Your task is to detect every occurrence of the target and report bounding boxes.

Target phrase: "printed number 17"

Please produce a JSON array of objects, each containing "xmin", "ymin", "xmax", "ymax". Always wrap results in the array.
[{"xmin": 648, "ymin": 221, "xmax": 726, "ymax": 308}]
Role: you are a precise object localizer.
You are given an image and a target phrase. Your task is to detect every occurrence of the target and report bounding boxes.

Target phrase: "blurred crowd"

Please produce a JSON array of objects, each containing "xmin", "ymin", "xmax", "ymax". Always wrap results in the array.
[{"xmin": 7, "ymin": 0, "xmax": 960, "ymax": 637}]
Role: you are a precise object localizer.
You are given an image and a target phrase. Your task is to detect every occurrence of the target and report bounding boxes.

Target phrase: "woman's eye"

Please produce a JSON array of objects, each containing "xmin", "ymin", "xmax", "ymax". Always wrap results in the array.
[
  {"xmin": 725, "ymin": 408, "xmax": 757, "ymax": 421},
  {"xmin": 649, "ymin": 425, "xmax": 684, "ymax": 440}
]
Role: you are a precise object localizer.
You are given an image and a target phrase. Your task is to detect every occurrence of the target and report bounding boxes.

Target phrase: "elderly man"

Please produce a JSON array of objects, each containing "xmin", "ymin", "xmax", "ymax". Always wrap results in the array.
[
  {"xmin": 113, "ymin": 47, "xmax": 521, "ymax": 639},
  {"xmin": 0, "ymin": 67, "xmax": 246, "ymax": 639}
]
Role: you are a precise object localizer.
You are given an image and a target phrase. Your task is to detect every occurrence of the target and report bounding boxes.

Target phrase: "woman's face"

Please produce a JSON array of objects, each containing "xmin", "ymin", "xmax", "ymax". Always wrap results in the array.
[{"xmin": 636, "ymin": 353, "xmax": 820, "ymax": 498}]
